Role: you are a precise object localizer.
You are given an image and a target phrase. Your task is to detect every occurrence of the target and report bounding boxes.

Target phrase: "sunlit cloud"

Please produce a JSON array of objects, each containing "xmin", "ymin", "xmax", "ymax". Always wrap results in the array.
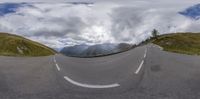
[{"xmin": 0, "ymin": 1, "xmax": 199, "ymax": 49}]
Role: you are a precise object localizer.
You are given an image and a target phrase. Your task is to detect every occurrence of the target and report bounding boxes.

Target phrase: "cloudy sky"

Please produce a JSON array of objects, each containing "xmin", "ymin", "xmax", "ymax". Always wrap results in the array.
[{"xmin": 0, "ymin": 0, "xmax": 199, "ymax": 50}]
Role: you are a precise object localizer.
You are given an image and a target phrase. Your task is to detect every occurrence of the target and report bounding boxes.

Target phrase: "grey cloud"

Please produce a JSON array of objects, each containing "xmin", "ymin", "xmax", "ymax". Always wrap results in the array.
[
  {"xmin": 109, "ymin": 6, "xmax": 163, "ymax": 44},
  {"xmin": 110, "ymin": 7, "xmax": 145, "ymax": 41},
  {"xmin": 109, "ymin": 3, "xmax": 200, "ymax": 44},
  {"xmin": 32, "ymin": 16, "xmax": 86, "ymax": 37},
  {"xmin": 0, "ymin": 1, "xmax": 199, "ymax": 49}
]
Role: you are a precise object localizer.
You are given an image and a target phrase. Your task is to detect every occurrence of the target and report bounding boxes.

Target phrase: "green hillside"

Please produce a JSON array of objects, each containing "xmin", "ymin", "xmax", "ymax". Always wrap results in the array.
[
  {"xmin": 0, "ymin": 33, "xmax": 56, "ymax": 56},
  {"xmin": 152, "ymin": 33, "xmax": 200, "ymax": 55}
]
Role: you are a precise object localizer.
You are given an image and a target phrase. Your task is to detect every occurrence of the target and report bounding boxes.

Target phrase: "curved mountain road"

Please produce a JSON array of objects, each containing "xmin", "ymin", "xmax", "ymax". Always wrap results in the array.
[{"xmin": 0, "ymin": 44, "xmax": 200, "ymax": 99}]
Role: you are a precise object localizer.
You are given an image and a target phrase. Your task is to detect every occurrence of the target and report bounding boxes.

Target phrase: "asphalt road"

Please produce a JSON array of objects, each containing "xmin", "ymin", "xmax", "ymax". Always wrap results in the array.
[{"xmin": 0, "ymin": 44, "xmax": 200, "ymax": 99}]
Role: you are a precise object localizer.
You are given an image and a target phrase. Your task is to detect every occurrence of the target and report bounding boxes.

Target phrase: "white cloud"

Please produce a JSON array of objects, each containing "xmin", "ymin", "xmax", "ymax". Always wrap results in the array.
[{"xmin": 0, "ymin": 1, "xmax": 199, "ymax": 49}]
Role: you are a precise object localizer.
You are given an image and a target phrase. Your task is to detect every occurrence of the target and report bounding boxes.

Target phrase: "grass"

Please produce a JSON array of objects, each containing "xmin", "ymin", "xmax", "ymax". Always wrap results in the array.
[
  {"xmin": 1, "ymin": 32, "xmax": 199, "ymax": 57},
  {"xmin": 152, "ymin": 33, "xmax": 200, "ymax": 55},
  {"xmin": 0, "ymin": 33, "xmax": 56, "ymax": 56}
]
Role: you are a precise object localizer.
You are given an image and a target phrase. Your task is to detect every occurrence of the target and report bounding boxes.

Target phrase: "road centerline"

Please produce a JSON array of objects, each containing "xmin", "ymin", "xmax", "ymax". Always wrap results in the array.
[
  {"xmin": 135, "ymin": 48, "xmax": 147, "ymax": 74},
  {"xmin": 55, "ymin": 63, "xmax": 61, "ymax": 71},
  {"xmin": 53, "ymin": 57, "xmax": 57, "ymax": 63},
  {"xmin": 53, "ymin": 56, "xmax": 61, "ymax": 71},
  {"xmin": 144, "ymin": 48, "xmax": 147, "ymax": 58},
  {"xmin": 64, "ymin": 76, "xmax": 120, "ymax": 89},
  {"xmin": 135, "ymin": 60, "xmax": 144, "ymax": 74}
]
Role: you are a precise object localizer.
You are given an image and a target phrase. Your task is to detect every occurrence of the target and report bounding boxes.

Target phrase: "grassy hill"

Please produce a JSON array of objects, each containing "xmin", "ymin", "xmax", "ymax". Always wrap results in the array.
[
  {"xmin": 0, "ymin": 33, "xmax": 56, "ymax": 56},
  {"xmin": 152, "ymin": 33, "xmax": 200, "ymax": 55}
]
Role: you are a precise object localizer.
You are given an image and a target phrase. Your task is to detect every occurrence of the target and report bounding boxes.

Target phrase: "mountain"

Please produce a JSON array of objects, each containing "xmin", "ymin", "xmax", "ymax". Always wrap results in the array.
[
  {"xmin": 0, "ymin": 33, "xmax": 56, "ymax": 56},
  {"xmin": 60, "ymin": 43, "xmax": 133, "ymax": 57},
  {"xmin": 67, "ymin": 2, "xmax": 94, "ymax": 5},
  {"xmin": 179, "ymin": 4, "xmax": 200, "ymax": 20},
  {"xmin": 81, "ymin": 43, "xmax": 119, "ymax": 57},
  {"xmin": 60, "ymin": 44, "xmax": 89, "ymax": 57}
]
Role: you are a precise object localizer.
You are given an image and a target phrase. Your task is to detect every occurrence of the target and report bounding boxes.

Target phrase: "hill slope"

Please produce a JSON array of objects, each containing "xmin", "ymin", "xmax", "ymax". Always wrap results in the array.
[
  {"xmin": 152, "ymin": 33, "xmax": 200, "ymax": 55},
  {"xmin": 0, "ymin": 33, "xmax": 56, "ymax": 56}
]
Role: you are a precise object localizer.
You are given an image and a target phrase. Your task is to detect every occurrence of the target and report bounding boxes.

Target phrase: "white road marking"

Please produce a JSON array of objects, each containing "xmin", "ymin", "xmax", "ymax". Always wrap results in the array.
[
  {"xmin": 153, "ymin": 44, "xmax": 163, "ymax": 50},
  {"xmin": 144, "ymin": 48, "xmax": 147, "ymax": 58},
  {"xmin": 144, "ymin": 53, "xmax": 147, "ymax": 58},
  {"xmin": 53, "ymin": 57, "xmax": 57, "ymax": 63},
  {"xmin": 55, "ymin": 63, "xmax": 61, "ymax": 71},
  {"xmin": 135, "ymin": 60, "xmax": 144, "ymax": 74},
  {"xmin": 158, "ymin": 46, "xmax": 163, "ymax": 50},
  {"xmin": 53, "ymin": 56, "xmax": 60, "ymax": 71},
  {"xmin": 135, "ymin": 48, "xmax": 147, "ymax": 74},
  {"xmin": 64, "ymin": 76, "xmax": 120, "ymax": 89}
]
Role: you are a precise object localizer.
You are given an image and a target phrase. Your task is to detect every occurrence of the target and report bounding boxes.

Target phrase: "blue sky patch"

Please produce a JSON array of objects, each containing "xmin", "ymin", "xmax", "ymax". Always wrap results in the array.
[
  {"xmin": 179, "ymin": 4, "xmax": 200, "ymax": 20},
  {"xmin": 0, "ymin": 3, "xmax": 28, "ymax": 16}
]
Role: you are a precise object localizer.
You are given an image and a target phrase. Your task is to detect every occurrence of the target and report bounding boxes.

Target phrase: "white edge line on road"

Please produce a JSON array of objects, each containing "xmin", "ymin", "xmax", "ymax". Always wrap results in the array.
[
  {"xmin": 64, "ymin": 76, "xmax": 120, "ymax": 89},
  {"xmin": 158, "ymin": 46, "xmax": 163, "ymax": 50},
  {"xmin": 153, "ymin": 44, "xmax": 163, "ymax": 50}
]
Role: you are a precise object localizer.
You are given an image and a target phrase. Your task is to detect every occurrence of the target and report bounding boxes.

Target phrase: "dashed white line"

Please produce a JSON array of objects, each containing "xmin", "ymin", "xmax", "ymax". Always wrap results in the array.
[
  {"xmin": 135, "ymin": 60, "xmax": 144, "ymax": 74},
  {"xmin": 144, "ymin": 49, "xmax": 147, "ymax": 58},
  {"xmin": 144, "ymin": 53, "xmax": 146, "ymax": 58},
  {"xmin": 53, "ymin": 56, "xmax": 60, "ymax": 71},
  {"xmin": 55, "ymin": 63, "xmax": 61, "ymax": 71},
  {"xmin": 135, "ymin": 48, "xmax": 147, "ymax": 74},
  {"xmin": 53, "ymin": 57, "xmax": 57, "ymax": 63},
  {"xmin": 64, "ymin": 76, "xmax": 120, "ymax": 89}
]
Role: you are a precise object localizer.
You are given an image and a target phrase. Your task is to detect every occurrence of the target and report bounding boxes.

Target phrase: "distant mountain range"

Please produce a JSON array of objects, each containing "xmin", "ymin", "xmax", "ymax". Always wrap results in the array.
[
  {"xmin": 0, "ymin": 33, "xmax": 56, "ymax": 56},
  {"xmin": 60, "ymin": 43, "xmax": 133, "ymax": 57},
  {"xmin": 179, "ymin": 4, "xmax": 200, "ymax": 20},
  {"xmin": 66, "ymin": 2, "xmax": 94, "ymax": 5}
]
